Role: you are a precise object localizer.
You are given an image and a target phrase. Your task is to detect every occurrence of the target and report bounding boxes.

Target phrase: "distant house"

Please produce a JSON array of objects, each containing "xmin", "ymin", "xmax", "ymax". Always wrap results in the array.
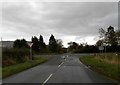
[{"xmin": 0, "ymin": 41, "xmax": 14, "ymax": 48}]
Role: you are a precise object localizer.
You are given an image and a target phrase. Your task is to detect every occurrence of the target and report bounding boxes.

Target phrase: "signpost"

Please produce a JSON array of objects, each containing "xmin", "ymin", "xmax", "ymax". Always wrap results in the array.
[
  {"xmin": 27, "ymin": 42, "xmax": 33, "ymax": 60},
  {"xmin": 98, "ymin": 45, "xmax": 104, "ymax": 56},
  {"xmin": 103, "ymin": 43, "xmax": 106, "ymax": 58},
  {"xmin": 98, "ymin": 46, "xmax": 104, "ymax": 51}
]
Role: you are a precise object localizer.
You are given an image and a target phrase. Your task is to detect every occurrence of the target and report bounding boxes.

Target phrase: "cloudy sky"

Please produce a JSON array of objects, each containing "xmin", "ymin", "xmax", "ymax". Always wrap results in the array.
[{"xmin": 0, "ymin": 0, "xmax": 118, "ymax": 47}]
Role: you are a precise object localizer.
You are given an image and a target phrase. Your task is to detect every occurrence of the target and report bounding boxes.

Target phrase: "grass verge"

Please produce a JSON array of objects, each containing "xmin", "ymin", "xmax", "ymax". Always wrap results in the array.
[
  {"xmin": 80, "ymin": 55, "xmax": 119, "ymax": 83},
  {"xmin": 3, "ymin": 57, "xmax": 48, "ymax": 78}
]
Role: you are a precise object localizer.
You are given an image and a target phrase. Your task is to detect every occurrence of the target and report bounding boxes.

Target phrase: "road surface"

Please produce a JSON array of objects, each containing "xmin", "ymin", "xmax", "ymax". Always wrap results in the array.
[{"xmin": 2, "ymin": 54, "xmax": 118, "ymax": 85}]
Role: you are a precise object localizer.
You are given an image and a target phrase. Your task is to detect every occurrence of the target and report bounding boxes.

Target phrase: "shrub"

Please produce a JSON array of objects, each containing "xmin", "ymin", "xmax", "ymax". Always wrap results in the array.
[{"xmin": 2, "ymin": 48, "xmax": 29, "ymax": 67}]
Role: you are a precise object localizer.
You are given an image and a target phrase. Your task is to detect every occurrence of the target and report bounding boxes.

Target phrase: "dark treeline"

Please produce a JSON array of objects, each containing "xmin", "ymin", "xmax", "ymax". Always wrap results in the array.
[
  {"xmin": 3, "ymin": 26, "xmax": 119, "ymax": 67},
  {"xmin": 68, "ymin": 26, "xmax": 120, "ymax": 53},
  {"xmin": 3, "ymin": 34, "xmax": 64, "ymax": 67},
  {"xmin": 96, "ymin": 26, "xmax": 120, "ymax": 52},
  {"xmin": 67, "ymin": 42, "xmax": 98, "ymax": 53},
  {"xmin": 13, "ymin": 34, "xmax": 64, "ymax": 54},
  {"xmin": 13, "ymin": 26, "xmax": 120, "ymax": 54}
]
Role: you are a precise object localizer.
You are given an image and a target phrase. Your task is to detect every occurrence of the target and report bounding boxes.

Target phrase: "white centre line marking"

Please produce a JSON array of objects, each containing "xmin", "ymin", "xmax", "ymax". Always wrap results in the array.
[
  {"xmin": 42, "ymin": 73, "xmax": 53, "ymax": 85},
  {"xmin": 58, "ymin": 62, "xmax": 64, "ymax": 68}
]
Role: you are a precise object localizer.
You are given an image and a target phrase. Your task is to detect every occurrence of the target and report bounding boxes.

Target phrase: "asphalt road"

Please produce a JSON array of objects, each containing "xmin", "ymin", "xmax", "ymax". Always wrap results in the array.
[{"xmin": 2, "ymin": 54, "xmax": 118, "ymax": 85}]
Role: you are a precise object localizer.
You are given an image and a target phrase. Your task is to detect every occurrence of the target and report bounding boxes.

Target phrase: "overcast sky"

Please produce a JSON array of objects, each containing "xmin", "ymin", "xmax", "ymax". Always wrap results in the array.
[{"xmin": 0, "ymin": 0, "xmax": 118, "ymax": 47}]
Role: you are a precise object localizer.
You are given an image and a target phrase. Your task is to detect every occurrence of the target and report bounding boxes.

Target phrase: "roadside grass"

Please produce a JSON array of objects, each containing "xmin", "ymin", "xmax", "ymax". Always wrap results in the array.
[
  {"xmin": 80, "ymin": 55, "xmax": 119, "ymax": 83},
  {"xmin": 3, "ymin": 57, "xmax": 48, "ymax": 78},
  {"xmin": 95, "ymin": 53, "xmax": 119, "ymax": 65}
]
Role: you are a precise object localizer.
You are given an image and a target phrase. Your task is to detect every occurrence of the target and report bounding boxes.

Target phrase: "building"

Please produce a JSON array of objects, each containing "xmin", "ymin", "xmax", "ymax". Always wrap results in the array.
[{"xmin": 0, "ymin": 41, "xmax": 14, "ymax": 48}]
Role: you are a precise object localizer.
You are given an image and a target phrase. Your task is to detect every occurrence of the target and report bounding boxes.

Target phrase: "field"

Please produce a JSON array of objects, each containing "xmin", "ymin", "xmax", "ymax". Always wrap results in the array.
[{"xmin": 80, "ymin": 53, "xmax": 120, "ymax": 83}]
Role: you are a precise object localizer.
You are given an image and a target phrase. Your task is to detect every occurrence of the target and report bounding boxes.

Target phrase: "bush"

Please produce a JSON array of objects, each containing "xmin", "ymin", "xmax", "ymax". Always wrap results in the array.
[
  {"xmin": 2, "ymin": 48, "xmax": 29, "ymax": 67},
  {"xmin": 3, "ymin": 57, "xmax": 48, "ymax": 78}
]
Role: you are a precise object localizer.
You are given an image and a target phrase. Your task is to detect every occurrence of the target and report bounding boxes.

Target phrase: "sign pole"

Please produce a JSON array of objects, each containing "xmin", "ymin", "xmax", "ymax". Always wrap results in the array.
[
  {"xmin": 27, "ymin": 42, "xmax": 33, "ymax": 60},
  {"xmin": 104, "ymin": 44, "xmax": 106, "ymax": 58},
  {"xmin": 98, "ymin": 45, "xmax": 104, "ymax": 57}
]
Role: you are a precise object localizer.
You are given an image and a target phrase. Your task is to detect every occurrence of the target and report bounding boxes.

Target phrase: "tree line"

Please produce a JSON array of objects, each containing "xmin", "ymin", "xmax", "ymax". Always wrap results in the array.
[
  {"xmin": 13, "ymin": 34, "xmax": 64, "ymax": 54},
  {"xmin": 3, "ymin": 26, "xmax": 119, "ymax": 67},
  {"xmin": 13, "ymin": 26, "xmax": 120, "ymax": 54},
  {"xmin": 96, "ymin": 26, "xmax": 120, "ymax": 52},
  {"xmin": 2, "ymin": 34, "xmax": 65, "ymax": 67},
  {"xmin": 67, "ymin": 26, "xmax": 120, "ymax": 53}
]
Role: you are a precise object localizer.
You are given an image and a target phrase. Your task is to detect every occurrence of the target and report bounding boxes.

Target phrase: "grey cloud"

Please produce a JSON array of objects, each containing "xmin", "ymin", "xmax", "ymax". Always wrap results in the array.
[
  {"xmin": 1, "ymin": 1, "xmax": 118, "ymax": 46},
  {"xmin": 40, "ymin": 2, "xmax": 118, "ymax": 35}
]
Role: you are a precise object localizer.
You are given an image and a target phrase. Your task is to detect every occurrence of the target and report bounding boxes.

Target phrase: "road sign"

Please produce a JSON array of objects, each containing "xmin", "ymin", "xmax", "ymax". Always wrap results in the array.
[
  {"xmin": 98, "ymin": 46, "xmax": 104, "ymax": 51},
  {"xmin": 27, "ymin": 43, "xmax": 33, "ymax": 48},
  {"xmin": 27, "ymin": 42, "xmax": 33, "ymax": 60}
]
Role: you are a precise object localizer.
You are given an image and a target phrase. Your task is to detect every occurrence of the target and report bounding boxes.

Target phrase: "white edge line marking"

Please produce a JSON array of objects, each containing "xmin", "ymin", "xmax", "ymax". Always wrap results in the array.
[
  {"xmin": 58, "ymin": 62, "xmax": 64, "ymax": 68},
  {"xmin": 79, "ymin": 61, "xmax": 83, "ymax": 64},
  {"xmin": 42, "ymin": 73, "xmax": 53, "ymax": 85},
  {"xmin": 79, "ymin": 61, "xmax": 89, "ymax": 69}
]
